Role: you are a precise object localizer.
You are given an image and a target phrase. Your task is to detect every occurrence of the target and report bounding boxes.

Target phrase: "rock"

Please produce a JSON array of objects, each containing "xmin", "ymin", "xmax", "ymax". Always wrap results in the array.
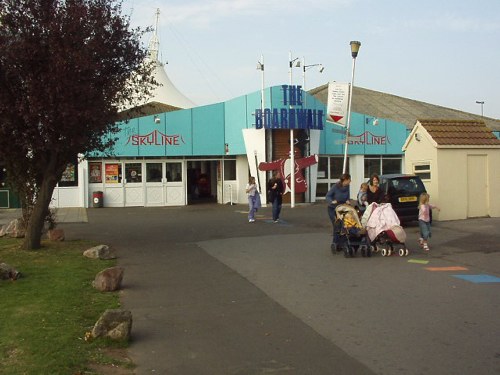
[
  {"xmin": 47, "ymin": 228, "xmax": 65, "ymax": 241},
  {"xmin": 83, "ymin": 245, "xmax": 116, "ymax": 260},
  {"xmin": 93, "ymin": 267, "xmax": 124, "ymax": 292},
  {"xmin": 91, "ymin": 309, "xmax": 132, "ymax": 341},
  {"xmin": 1, "ymin": 219, "xmax": 25, "ymax": 238},
  {"xmin": 0, "ymin": 263, "xmax": 21, "ymax": 280}
]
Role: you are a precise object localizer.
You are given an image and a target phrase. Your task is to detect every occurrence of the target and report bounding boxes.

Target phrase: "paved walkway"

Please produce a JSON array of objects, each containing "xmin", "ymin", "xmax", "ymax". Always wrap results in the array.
[{"xmin": 2, "ymin": 205, "xmax": 499, "ymax": 374}]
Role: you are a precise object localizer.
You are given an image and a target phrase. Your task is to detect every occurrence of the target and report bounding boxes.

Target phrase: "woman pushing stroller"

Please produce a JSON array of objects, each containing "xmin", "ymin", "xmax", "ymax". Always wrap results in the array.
[{"xmin": 326, "ymin": 173, "xmax": 352, "ymax": 252}]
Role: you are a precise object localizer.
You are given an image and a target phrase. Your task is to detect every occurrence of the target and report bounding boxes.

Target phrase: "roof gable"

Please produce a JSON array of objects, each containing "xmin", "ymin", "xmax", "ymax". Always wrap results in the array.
[{"xmin": 417, "ymin": 119, "xmax": 500, "ymax": 146}]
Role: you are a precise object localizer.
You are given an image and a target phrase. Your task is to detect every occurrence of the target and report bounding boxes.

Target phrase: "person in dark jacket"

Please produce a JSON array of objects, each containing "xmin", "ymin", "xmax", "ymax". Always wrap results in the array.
[
  {"xmin": 326, "ymin": 173, "xmax": 352, "ymax": 251},
  {"xmin": 325, "ymin": 173, "xmax": 352, "ymax": 222},
  {"xmin": 267, "ymin": 171, "xmax": 284, "ymax": 223}
]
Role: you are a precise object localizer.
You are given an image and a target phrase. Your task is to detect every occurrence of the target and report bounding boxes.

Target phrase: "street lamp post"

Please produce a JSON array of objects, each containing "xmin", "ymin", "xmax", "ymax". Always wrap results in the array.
[
  {"xmin": 302, "ymin": 58, "xmax": 324, "ymax": 202},
  {"xmin": 475, "ymin": 100, "xmax": 484, "ymax": 117},
  {"xmin": 342, "ymin": 41, "xmax": 361, "ymax": 174},
  {"xmin": 289, "ymin": 51, "xmax": 301, "ymax": 208}
]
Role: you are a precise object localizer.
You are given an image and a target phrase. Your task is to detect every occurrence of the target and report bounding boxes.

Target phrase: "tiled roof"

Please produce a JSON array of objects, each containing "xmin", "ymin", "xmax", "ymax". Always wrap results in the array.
[
  {"xmin": 418, "ymin": 120, "xmax": 500, "ymax": 146},
  {"xmin": 309, "ymin": 84, "xmax": 500, "ymax": 131}
]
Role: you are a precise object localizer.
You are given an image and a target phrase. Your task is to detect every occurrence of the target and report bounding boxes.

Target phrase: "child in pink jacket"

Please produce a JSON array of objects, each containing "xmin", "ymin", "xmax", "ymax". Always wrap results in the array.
[{"xmin": 418, "ymin": 193, "xmax": 440, "ymax": 251}]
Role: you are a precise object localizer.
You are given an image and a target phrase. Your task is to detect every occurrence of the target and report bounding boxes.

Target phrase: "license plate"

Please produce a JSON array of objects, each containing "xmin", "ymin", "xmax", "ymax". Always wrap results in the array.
[{"xmin": 399, "ymin": 196, "xmax": 417, "ymax": 202}]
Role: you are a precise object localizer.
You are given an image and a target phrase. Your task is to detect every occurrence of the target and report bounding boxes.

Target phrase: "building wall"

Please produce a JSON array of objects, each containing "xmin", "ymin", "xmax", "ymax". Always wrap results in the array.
[
  {"xmin": 403, "ymin": 126, "xmax": 439, "ymax": 215},
  {"xmin": 437, "ymin": 148, "xmax": 500, "ymax": 220},
  {"xmin": 405, "ymin": 124, "xmax": 500, "ymax": 220}
]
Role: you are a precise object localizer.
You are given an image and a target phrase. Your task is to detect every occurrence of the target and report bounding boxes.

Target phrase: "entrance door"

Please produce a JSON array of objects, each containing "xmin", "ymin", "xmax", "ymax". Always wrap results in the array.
[
  {"xmin": 165, "ymin": 162, "xmax": 185, "ymax": 205},
  {"xmin": 145, "ymin": 162, "xmax": 164, "ymax": 206},
  {"xmin": 187, "ymin": 160, "xmax": 217, "ymax": 204},
  {"xmin": 467, "ymin": 155, "xmax": 488, "ymax": 218},
  {"xmin": 124, "ymin": 162, "xmax": 144, "ymax": 207},
  {"xmin": 103, "ymin": 162, "xmax": 124, "ymax": 207}
]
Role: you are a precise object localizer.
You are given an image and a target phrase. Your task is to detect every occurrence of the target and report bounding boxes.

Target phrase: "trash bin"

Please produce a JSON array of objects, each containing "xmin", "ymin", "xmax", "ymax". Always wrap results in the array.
[{"xmin": 92, "ymin": 191, "xmax": 103, "ymax": 208}]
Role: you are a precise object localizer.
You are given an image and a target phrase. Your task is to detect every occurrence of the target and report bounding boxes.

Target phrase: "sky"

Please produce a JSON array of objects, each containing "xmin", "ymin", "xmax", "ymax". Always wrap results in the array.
[{"xmin": 122, "ymin": 0, "xmax": 500, "ymax": 119}]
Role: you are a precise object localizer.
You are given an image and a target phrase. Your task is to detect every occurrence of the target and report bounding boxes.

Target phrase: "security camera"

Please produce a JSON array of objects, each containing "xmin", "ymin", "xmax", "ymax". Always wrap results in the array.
[{"xmin": 154, "ymin": 117, "xmax": 161, "ymax": 124}]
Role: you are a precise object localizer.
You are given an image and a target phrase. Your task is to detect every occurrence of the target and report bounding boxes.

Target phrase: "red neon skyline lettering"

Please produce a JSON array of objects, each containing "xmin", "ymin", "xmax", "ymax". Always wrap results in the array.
[
  {"xmin": 349, "ymin": 131, "xmax": 389, "ymax": 145},
  {"xmin": 126, "ymin": 130, "xmax": 185, "ymax": 146}
]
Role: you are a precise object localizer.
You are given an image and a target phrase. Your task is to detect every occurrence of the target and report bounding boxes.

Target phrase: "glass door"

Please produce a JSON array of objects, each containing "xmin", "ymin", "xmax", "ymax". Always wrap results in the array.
[
  {"xmin": 145, "ymin": 162, "xmax": 164, "ymax": 206},
  {"xmin": 124, "ymin": 162, "xmax": 144, "ymax": 206}
]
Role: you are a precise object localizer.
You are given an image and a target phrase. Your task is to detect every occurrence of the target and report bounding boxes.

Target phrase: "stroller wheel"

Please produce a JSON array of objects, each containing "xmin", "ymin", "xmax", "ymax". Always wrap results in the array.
[
  {"xmin": 349, "ymin": 246, "xmax": 356, "ymax": 257},
  {"xmin": 330, "ymin": 243, "xmax": 337, "ymax": 255},
  {"xmin": 342, "ymin": 246, "xmax": 350, "ymax": 258},
  {"xmin": 360, "ymin": 246, "xmax": 366, "ymax": 257},
  {"xmin": 405, "ymin": 248, "xmax": 410, "ymax": 256},
  {"xmin": 398, "ymin": 248, "xmax": 405, "ymax": 257},
  {"xmin": 366, "ymin": 246, "xmax": 372, "ymax": 257},
  {"xmin": 381, "ymin": 248, "xmax": 388, "ymax": 257}
]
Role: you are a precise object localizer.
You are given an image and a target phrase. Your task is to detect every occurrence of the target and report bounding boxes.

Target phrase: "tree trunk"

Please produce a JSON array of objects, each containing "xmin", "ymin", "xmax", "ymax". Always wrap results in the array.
[{"xmin": 22, "ymin": 175, "xmax": 58, "ymax": 250}]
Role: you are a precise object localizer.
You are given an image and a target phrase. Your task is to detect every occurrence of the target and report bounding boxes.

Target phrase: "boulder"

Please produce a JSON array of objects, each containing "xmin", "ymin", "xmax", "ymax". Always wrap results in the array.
[
  {"xmin": 0, "ymin": 262, "xmax": 21, "ymax": 280},
  {"xmin": 47, "ymin": 228, "xmax": 65, "ymax": 241},
  {"xmin": 93, "ymin": 267, "xmax": 124, "ymax": 292},
  {"xmin": 83, "ymin": 245, "xmax": 116, "ymax": 260},
  {"xmin": 0, "ymin": 219, "xmax": 25, "ymax": 238},
  {"xmin": 91, "ymin": 309, "xmax": 132, "ymax": 341}
]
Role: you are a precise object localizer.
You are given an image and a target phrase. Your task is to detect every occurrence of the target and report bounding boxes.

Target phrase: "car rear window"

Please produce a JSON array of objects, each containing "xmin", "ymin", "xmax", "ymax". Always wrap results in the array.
[{"xmin": 388, "ymin": 177, "xmax": 425, "ymax": 194}]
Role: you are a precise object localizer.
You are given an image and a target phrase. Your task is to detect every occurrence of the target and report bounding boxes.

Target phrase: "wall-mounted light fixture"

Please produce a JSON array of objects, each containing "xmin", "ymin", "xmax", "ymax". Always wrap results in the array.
[
  {"xmin": 154, "ymin": 115, "xmax": 161, "ymax": 124},
  {"xmin": 415, "ymin": 133, "xmax": 421, "ymax": 142}
]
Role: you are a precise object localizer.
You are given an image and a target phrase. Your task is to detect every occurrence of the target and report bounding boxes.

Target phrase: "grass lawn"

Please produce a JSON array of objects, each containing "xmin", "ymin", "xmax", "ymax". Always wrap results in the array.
[{"xmin": 0, "ymin": 237, "xmax": 131, "ymax": 374}]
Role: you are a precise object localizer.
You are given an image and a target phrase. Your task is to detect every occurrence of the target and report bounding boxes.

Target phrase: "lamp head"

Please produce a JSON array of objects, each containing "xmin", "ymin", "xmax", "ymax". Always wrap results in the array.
[
  {"xmin": 350, "ymin": 40, "xmax": 361, "ymax": 58},
  {"xmin": 318, "ymin": 65, "xmax": 325, "ymax": 73},
  {"xmin": 256, "ymin": 62, "xmax": 264, "ymax": 70}
]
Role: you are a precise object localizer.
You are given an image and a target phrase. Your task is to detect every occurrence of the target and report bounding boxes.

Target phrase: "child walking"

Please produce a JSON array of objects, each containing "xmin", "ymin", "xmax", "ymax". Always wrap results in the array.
[
  {"xmin": 246, "ymin": 176, "xmax": 258, "ymax": 223},
  {"xmin": 418, "ymin": 193, "xmax": 439, "ymax": 251}
]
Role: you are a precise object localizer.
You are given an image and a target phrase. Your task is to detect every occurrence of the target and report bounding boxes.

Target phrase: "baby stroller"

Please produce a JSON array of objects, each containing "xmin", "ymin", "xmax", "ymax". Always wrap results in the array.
[
  {"xmin": 362, "ymin": 203, "xmax": 409, "ymax": 257},
  {"xmin": 331, "ymin": 204, "xmax": 372, "ymax": 258}
]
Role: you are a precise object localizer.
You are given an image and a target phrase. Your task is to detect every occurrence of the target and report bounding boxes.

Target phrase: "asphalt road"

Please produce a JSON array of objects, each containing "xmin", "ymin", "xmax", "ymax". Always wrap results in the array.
[{"xmin": 57, "ymin": 204, "xmax": 500, "ymax": 375}]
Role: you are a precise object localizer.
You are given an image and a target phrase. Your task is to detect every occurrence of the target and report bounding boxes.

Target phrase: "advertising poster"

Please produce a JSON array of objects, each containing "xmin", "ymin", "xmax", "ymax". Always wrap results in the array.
[
  {"xmin": 105, "ymin": 164, "xmax": 119, "ymax": 184},
  {"xmin": 327, "ymin": 82, "xmax": 349, "ymax": 126},
  {"xmin": 89, "ymin": 163, "xmax": 102, "ymax": 183}
]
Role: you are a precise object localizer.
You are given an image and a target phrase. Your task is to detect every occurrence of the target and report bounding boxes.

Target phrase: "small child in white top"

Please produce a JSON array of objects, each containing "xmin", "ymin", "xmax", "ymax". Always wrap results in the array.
[
  {"xmin": 357, "ymin": 182, "xmax": 369, "ymax": 208},
  {"xmin": 418, "ymin": 192, "xmax": 440, "ymax": 251}
]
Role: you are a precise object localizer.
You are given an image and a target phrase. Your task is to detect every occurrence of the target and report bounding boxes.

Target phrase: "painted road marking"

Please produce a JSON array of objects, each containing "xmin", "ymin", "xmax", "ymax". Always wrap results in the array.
[
  {"xmin": 425, "ymin": 266, "xmax": 468, "ymax": 271},
  {"xmin": 408, "ymin": 259, "xmax": 430, "ymax": 265},
  {"xmin": 452, "ymin": 274, "xmax": 500, "ymax": 283}
]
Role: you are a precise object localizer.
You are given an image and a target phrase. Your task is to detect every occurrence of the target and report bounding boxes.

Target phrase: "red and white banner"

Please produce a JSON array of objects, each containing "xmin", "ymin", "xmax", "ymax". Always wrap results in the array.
[{"xmin": 326, "ymin": 82, "xmax": 349, "ymax": 126}]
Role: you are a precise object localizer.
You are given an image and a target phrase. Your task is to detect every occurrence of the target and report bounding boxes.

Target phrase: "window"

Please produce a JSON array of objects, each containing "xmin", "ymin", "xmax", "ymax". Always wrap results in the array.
[
  {"xmin": 330, "ymin": 156, "xmax": 347, "ymax": 179},
  {"xmin": 364, "ymin": 155, "xmax": 402, "ymax": 178},
  {"xmin": 59, "ymin": 160, "xmax": 78, "ymax": 187},
  {"xmin": 166, "ymin": 163, "xmax": 182, "ymax": 182},
  {"xmin": 89, "ymin": 162, "xmax": 102, "ymax": 184},
  {"xmin": 318, "ymin": 156, "xmax": 348, "ymax": 180},
  {"xmin": 146, "ymin": 163, "xmax": 162, "ymax": 182},
  {"xmin": 125, "ymin": 163, "xmax": 142, "ymax": 183},
  {"xmin": 224, "ymin": 160, "xmax": 236, "ymax": 180},
  {"xmin": 316, "ymin": 156, "xmax": 348, "ymax": 199},
  {"xmin": 413, "ymin": 163, "xmax": 431, "ymax": 180}
]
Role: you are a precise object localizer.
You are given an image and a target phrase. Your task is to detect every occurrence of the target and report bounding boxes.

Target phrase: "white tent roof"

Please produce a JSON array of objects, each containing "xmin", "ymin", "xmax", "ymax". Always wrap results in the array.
[
  {"xmin": 143, "ymin": 9, "xmax": 195, "ymax": 110},
  {"xmin": 149, "ymin": 60, "xmax": 195, "ymax": 109}
]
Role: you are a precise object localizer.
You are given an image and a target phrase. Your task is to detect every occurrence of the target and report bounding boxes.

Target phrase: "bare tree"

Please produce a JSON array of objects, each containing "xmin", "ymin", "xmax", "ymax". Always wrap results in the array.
[{"xmin": 0, "ymin": 0, "xmax": 156, "ymax": 249}]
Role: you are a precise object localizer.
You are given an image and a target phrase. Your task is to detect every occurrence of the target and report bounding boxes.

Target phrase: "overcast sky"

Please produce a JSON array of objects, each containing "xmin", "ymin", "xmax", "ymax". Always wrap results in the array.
[{"xmin": 122, "ymin": 0, "xmax": 500, "ymax": 119}]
